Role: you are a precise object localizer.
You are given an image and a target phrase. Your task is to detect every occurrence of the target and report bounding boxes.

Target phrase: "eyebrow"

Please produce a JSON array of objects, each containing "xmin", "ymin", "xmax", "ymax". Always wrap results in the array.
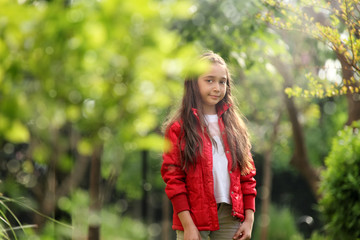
[{"xmin": 203, "ymin": 75, "xmax": 227, "ymax": 80}]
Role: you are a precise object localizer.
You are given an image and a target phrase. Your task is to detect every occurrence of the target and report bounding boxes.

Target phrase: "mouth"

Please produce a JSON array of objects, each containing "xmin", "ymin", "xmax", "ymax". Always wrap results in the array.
[{"xmin": 209, "ymin": 95, "xmax": 220, "ymax": 99}]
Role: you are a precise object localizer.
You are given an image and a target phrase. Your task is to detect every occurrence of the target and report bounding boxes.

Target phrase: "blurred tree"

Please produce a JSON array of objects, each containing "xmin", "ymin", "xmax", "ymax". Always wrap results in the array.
[{"xmin": 0, "ymin": 0, "xmax": 198, "ymax": 238}]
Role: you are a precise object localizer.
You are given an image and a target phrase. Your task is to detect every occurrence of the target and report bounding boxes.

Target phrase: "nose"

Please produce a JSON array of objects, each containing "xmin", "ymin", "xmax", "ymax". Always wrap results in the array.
[{"xmin": 213, "ymin": 82, "xmax": 220, "ymax": 91}]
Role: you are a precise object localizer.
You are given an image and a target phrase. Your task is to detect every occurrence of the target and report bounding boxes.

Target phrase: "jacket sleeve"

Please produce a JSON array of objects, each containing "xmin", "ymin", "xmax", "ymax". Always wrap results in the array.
[
  {"xmin": 240, "ymin": 159, "xmax": 257, "ymax": 212},
  {"xmin": 161, "ymin": 122, "xmax": 190, "ymax": 214}
]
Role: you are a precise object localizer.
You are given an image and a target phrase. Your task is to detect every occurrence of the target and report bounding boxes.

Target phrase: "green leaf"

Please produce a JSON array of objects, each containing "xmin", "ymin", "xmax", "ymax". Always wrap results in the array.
[
  {"xmin": 4, "ymin": 121, "xmax": 30, "ymax": 143},
  {"xmin": 77, "ymin": 139, "xmax": 93, "ymax": 156}
]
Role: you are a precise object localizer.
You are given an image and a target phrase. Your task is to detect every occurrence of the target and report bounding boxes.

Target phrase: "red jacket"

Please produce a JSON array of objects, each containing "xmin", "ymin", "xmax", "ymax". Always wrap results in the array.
[{"xmin": 161, "ymin": 105, "xmax": 257, "ymax": 231}]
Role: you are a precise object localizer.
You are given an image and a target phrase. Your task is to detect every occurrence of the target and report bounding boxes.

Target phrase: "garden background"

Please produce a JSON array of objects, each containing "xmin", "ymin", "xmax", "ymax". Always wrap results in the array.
[{"xmin": 0, "ymin": 0, "xmax": 359, "ymax": 239}]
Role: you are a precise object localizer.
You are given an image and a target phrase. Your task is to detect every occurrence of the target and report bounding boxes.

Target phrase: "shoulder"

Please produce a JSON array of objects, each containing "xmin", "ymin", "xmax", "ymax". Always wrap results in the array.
[
  {"xmin": 163, "ymin": 121, "xmax": 183, "ymax": 153},
  {"xmin": 164, "ymin": 121, "xmax": 182, "ymax": 138}
]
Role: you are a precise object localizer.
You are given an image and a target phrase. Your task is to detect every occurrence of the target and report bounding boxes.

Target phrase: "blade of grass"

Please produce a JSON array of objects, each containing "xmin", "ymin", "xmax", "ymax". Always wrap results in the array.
[
  {"xmin": 0, "ymin": 206, "xmax": 16, "ymax": 240},
  {"xmin": 0, "ymin": 220, "xmax": 10, "ymax": 240},
  {"xmin": 2, "ymin": 224, "xmax": 38, "ymax": 232},
  {"xmin": 0, "ymin": 199, "xmax": 20, "ymax": 239},
  {"xmin": 1, "ymin": 196, "xmax": 72, "ymax": 229}
]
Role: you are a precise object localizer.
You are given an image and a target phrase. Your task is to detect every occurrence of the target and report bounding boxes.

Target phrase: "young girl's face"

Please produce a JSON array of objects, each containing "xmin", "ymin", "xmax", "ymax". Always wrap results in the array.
[{"xmin": 197, "ymin": 63, "xmax": 227, "ymax": 114}]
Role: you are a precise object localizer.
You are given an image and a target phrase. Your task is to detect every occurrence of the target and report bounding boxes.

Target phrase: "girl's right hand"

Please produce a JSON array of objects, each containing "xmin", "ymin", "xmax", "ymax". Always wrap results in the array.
[
  {"xmin": 178, "ymin": 211, "xmax": 201, "ymax": 240},
  {"xmin": 183, "ymin": 225, "xmax": 201, "ymax": 240}
]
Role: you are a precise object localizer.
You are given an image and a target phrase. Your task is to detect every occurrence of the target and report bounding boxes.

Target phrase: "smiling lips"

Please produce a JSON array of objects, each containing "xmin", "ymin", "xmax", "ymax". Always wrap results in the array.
[{"xmin": 210, "ymin": 95, "xmax": 220, "ymax": 99}]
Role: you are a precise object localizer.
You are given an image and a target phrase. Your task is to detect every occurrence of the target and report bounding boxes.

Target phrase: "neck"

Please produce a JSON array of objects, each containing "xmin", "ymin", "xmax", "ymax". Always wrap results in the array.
[{"xmin": 203, "ymin": 105, "xmax": 216, "ymax": 115}]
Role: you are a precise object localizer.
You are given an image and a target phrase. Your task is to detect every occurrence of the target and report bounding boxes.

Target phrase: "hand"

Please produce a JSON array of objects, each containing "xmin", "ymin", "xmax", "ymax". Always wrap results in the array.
[
  {"xmin": 232, "ymin": 220, "xmax": 253, "ymax": 240},
  {"xmin": 233, "ymin": 209, "xmax": 254, "ymax": 240},
  {"xmin": 183, "ymin": 225, "xmax": 201, "ymax": 240},
  {"xmin": 178, "ymin": 211, "xmax": 201, "ymax": 240}
]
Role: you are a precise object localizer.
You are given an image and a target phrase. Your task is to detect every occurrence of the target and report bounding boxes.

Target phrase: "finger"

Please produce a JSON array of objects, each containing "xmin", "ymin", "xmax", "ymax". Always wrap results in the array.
[
  {"xmin": 233, "ymin": 231, "xmax": 243, "ymax": 240},
  {"xmin": 239, "ymin": 233, "xmax": 251, "ymax": 240}
]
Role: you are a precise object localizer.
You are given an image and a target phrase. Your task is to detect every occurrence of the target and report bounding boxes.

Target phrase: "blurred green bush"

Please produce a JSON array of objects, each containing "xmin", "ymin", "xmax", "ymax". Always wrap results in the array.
[{"xmin": 319, "ymin": 121, "xmax": 360, "ymax": 239}]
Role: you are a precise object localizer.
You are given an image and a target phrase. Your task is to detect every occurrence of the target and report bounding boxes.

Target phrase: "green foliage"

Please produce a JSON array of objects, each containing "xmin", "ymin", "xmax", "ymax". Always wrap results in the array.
[
  {"xmin": 319, "ymin": 121, "xmax": 360, "ymax": 239},
  {"xmin": 253, "ymin": 204, "xmax": 304, "ymax": 240},
  {"xmin": 0, "ymin": 0, "xmax": 198, "ymax": 145},
  {"xmin": 0, "ymin": 0, "xmax": 200, "ymax": 237},
  {"xmin": 0, "ymin": 0, "xmax": 199, "ymax": 179},
  {"xmin": 261, "ymin": 0, "xmax": 360, "ymax": 98},
  {"xmin": 284, "ymin": 72, "xmax": 360, "ymax": 98}
]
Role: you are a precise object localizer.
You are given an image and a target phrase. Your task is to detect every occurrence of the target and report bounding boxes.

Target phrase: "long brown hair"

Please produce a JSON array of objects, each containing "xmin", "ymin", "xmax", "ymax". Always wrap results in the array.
[{"xmin": 163, "ymin": 51, "xmax": 254, "ymax": 175}]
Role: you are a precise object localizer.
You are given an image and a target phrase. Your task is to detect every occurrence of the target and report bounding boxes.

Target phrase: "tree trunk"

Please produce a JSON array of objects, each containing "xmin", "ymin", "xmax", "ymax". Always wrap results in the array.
[
  {"xmin": 336, "ymin": 52, "xmax": 360, "ymax": 125},
  {"xmin": 283, "ymin": 88, "xmax": 320, "ymax": 197},
  {"xmin": 88, "ymin": 145, "xmax": 103, "ymax": 240},
  {"xmin": 270, "ymin": 57, "xmax": 320, "ymax": 198},
  {"xmin": 32, "ymin": 128, "xmax": 60, "ymax": 232}
]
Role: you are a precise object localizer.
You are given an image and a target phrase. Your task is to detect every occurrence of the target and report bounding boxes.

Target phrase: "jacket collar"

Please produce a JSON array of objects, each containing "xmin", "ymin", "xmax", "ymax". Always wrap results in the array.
[
  {"xmin": 216, "ymin": 102, "xmax": 230, "ymax": 116},
  {"xmin": 191, "ymin": 102, "xmax": 231, "ymax": 118}
]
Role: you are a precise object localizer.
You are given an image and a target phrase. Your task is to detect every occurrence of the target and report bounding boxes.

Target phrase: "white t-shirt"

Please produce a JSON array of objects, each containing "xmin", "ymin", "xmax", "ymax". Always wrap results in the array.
[{"xmin": 205, "ymin": 114, "xmax": 231, "ymax": 204}]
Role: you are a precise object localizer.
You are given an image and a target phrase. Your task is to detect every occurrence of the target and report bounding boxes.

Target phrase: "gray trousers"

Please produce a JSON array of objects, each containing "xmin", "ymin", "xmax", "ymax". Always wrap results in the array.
[{"xmin": 176, "ymin": 203, "xmax": 241, "ymax": 240}]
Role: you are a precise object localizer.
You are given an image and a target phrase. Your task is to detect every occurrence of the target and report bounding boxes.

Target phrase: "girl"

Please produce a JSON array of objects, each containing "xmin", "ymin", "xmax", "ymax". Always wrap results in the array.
[{"xmin": 161, "ymin": 51, "xmax": 256, "ymax": 240}]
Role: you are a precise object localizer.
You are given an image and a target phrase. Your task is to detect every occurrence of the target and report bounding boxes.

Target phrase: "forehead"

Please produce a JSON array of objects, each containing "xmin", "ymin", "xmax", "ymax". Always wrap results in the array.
[{"xmin": 200, "ymin": 63, "xmax": 227, "ymax": 78}]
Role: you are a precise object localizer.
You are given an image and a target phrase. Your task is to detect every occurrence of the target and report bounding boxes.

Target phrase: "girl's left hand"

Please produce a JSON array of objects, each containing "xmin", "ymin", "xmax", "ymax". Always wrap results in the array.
[
  {"xmin": 232, "ymin": 220, "xmax": 253, "ymax": 240},
  {"xmin": 233, "ymin": 209, "xmax": 254, "ymax": 240}
]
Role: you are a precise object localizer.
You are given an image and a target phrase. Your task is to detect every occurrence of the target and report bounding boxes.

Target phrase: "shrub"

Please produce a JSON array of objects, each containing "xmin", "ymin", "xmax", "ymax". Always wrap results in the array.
[{"xmin": 319, "ymin": 121, "xmax": 360, "ymax": 239}]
